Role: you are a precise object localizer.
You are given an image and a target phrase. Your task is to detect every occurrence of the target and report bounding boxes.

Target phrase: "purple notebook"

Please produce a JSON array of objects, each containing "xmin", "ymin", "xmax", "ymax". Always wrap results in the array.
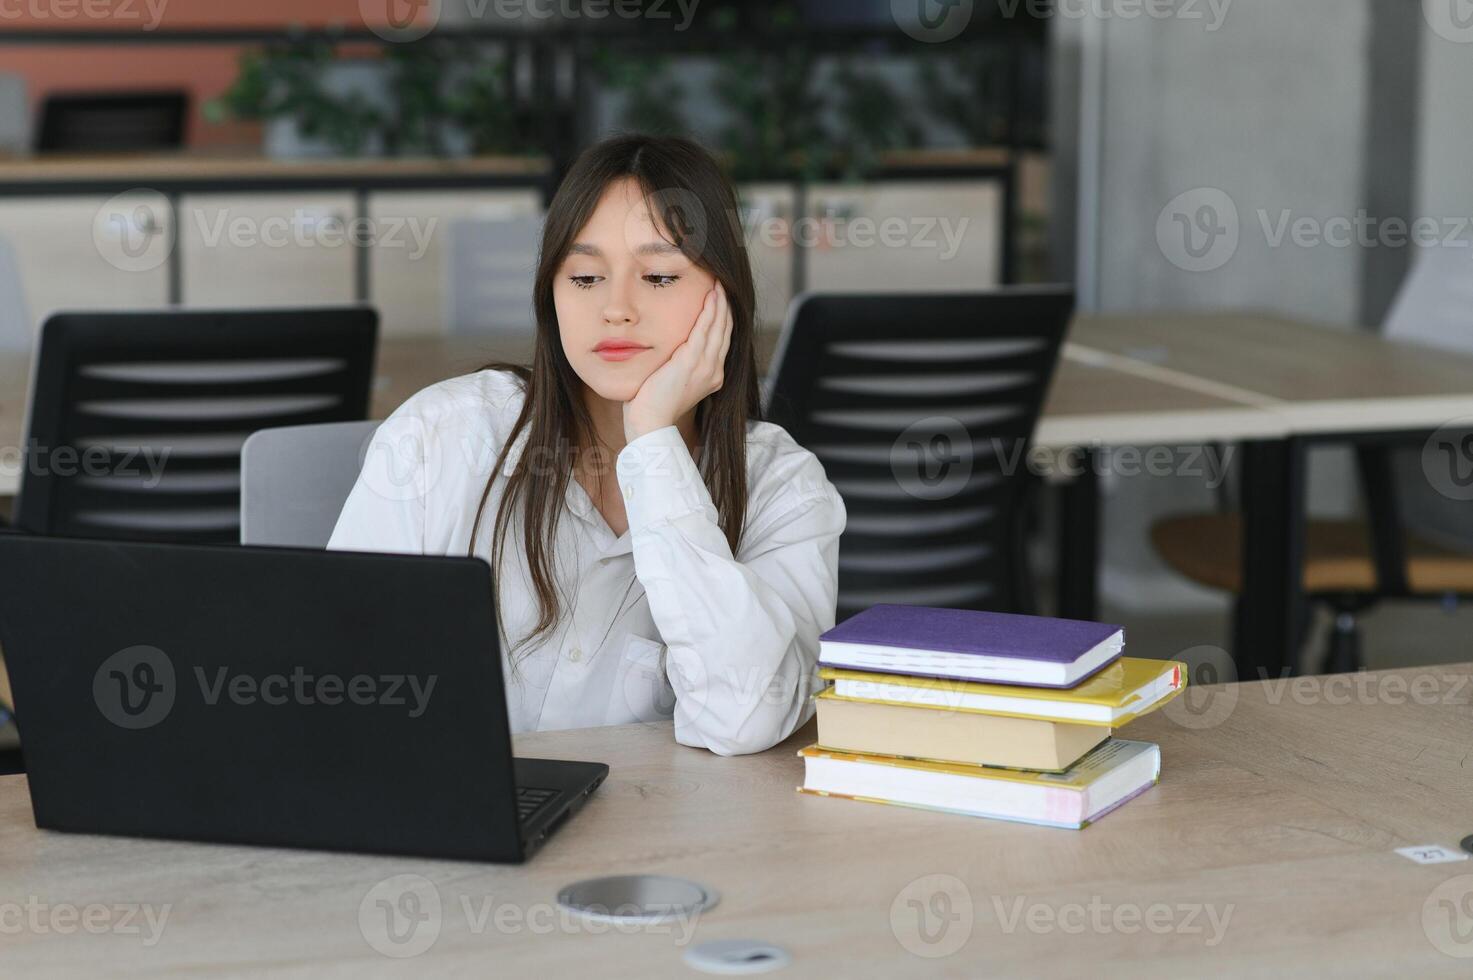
[{"xmin": 819, "ymin": 605, "xmax": 1125, "ymax": 688}]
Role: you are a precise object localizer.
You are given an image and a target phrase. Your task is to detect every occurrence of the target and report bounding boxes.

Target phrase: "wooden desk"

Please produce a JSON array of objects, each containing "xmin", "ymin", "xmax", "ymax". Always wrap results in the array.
[
  {"xmin": 3, "ymin": 662, "xmax": 1471, "ymax": 977},
  {"xmin": 1041, "ymin": 344, "xmax": 1286, "ymax": 449},
  {"xmin": 1068, "ymin": 313, "xmax": 1473, "ymax": 679},
  {"xmin": 1074, "ymin": 313, "xmax": 1473, "ymax": 434}
]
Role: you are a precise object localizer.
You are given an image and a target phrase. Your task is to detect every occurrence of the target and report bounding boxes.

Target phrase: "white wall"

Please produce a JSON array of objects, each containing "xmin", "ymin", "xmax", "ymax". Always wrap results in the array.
[
  {"xmin": 1417, "ymin": 13, "xmax": 1473, "ymax": 222},
  {"xmin": 1070, "ymin": 0, "xmax": 1375, "ymax": 612},
  {"xmin": 1089, "ymin": 0, "xmax": 1371, "ymax": 320}
]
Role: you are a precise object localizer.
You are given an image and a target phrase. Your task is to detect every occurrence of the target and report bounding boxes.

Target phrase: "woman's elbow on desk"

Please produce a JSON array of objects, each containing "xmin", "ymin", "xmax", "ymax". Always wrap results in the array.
[
  {"xmin": 673, "ymin": 695, "xmax": 815, "ymax": 757},
  {"xmin": 662, "ymin": 490, "xmax": 842, "ymax": 756},
  {"xmin": 668, "ymin": 628, "xmax": 823, "ymax": 757}
]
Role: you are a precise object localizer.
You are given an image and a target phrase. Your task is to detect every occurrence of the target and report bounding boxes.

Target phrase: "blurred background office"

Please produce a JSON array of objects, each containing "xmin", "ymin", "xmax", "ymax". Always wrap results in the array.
[{"xmin": 1, "ymin": 0, "xmax": 1470, "ymax": 686}]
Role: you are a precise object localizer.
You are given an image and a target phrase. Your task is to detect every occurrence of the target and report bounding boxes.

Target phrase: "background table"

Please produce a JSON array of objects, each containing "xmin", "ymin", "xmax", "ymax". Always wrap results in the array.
[
  {"xmin": 2, "ymin": 662, "xmax": 1471, "ymax": 977},
  {"xmin": 1067, "ymin": 314, "xmax": 1473, "ymax": 679},
  {"xmin": 1073, "ymin": 313, "xmax": 1473, "ymax": 434}
]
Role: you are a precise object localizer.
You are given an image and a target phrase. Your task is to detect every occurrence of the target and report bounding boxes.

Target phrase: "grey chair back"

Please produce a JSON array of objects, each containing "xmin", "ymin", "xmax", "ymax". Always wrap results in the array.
[
  {"xmin": 444, "ymin": 215, "xmax": 542, "ymax": 335},
  {"xmin": 0, "ymin": 73, "xmax": 27, "ymax": 156},
  {"xmin": 0, "ymin": 233, "xmax": 32, "ymax": 351},
  {"xmin": 241, "ymin": 420, "xmax": 381, "ymax": 548},
  {"xmin": 764, "ymin": 289, "xmax": 1073, "ymax": 622}
]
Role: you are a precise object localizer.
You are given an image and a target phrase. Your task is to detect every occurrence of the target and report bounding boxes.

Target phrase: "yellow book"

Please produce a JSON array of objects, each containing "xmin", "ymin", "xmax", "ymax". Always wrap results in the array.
[
  {"xmin": 819, "ymin": 658, "xmax": 1185, "ymax": 727},
  {"xmin": 797, "ymin": 739, "xmax": 1162, "ymax": 830},
  {"xmin": 814, "ymin": 690, "xmax": 1108, "ymax": 772}
]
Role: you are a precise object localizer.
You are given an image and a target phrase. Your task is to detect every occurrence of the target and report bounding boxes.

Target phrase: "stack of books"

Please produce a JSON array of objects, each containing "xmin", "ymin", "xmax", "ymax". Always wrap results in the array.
[{"xmin": 797, "ymin": 604, "xmax": 1186, "ymax": 830}]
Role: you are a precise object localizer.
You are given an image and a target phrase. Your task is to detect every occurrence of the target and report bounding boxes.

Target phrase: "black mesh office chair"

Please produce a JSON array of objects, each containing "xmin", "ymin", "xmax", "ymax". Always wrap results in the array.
[
  {"xmin": 14, "ymin": 308, "xmax": 378, "ymax": 544},
  {"xmin": 36, "ymin": 91, "xmax": 188, "ymax": 154},
  {"xmin": 764, "ymin": 289, "xmax": 1073, "ymax": 622}
]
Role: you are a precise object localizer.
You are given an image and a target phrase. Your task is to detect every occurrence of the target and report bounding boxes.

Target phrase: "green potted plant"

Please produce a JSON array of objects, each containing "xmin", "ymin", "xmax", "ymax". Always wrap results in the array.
[
  {"xmin": 208, "ymin": 40, "xmax": 540, "ymax": 160},
  {"xmin": 207, "ymin": 42, "xmax": 388, "ymax": 158}
]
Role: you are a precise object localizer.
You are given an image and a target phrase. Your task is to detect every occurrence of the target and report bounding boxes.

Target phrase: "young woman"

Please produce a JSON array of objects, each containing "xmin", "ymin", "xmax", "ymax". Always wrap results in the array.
[{"xmin": 328, "ymin": 134, "xmax": 846, "ymax": 756}]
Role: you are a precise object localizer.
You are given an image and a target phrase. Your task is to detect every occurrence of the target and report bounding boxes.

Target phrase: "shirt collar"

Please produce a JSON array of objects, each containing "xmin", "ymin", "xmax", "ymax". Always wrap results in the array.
[{"xmin": 500, "ymin": 425, "xmax": 632, "ymax": 559}]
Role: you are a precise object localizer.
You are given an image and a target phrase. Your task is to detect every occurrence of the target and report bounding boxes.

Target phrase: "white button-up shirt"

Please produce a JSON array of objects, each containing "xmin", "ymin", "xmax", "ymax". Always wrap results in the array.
[{"xmin": 326, "ymin": 369, "xmax": 846, "ymax": 756}]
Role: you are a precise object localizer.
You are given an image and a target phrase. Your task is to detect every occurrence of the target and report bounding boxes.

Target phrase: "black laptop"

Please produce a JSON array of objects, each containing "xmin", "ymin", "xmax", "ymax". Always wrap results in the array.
[{"xmin": 0, "ymin": 536, "xmax": 607, "ymax": 863}]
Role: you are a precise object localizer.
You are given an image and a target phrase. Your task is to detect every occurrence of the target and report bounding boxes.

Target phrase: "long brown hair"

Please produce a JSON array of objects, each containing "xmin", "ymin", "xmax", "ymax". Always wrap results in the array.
[{"xmin": 471, "ymin": 134, "xmax": 763, "ymax": 664}]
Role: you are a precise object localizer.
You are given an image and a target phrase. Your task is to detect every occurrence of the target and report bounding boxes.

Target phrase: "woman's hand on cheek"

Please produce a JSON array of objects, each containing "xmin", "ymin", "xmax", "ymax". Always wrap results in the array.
[{"xmin": 622, "ymin": 282, "xmax": 733, "ymax": 442}]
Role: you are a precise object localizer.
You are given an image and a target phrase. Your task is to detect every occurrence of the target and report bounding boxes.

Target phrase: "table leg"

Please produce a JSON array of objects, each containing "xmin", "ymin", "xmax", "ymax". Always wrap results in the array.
[
  {"xmin": 1057, "ymin": 451, "xmax": 1100, "ymax": 621},
  {"xmin": 1235, "ymin": 438, "xmax": 1307, "ymax": 680}
]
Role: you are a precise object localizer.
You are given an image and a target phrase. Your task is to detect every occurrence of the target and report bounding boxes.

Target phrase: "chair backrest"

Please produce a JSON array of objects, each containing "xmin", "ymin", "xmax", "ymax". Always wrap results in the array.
[
  {"xmin": 0, "ymin": 72, "xmax": 27, "ymax": 156},
  {"xmin": 444, "ymin": 215, "xmax": 542, "ymax": 335},
  {"xmin": 36, "ymin": 91, "xmax": 187, "ymax": 153},
  {"xmin": 240, "ymin": 420, "xmax": 382, "ymax": 548},
  {"xmin": 1382, "ymin": 248, "xmax": 1473, "ymax": 553},
  {"xmin": 764, "ymin": 288, "xmax": 1074, "ymax": 621},
  {"xmin": 0, "ymin": 233, "xmax": 31, "ymax": 352},
  {"xmin": 14, "ymin": 307, "xmax": 378, "ymax": 544}
]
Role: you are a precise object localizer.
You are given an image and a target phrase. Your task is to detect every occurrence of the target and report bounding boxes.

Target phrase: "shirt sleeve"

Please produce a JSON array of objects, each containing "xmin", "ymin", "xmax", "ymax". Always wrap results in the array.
[
  {"xmin": 616, "ymin": 425, "xmax": 846, "ymax": 756},
  {"xmin": 325, "ymin": 410, "xmax": 432, "ymax": 556}
]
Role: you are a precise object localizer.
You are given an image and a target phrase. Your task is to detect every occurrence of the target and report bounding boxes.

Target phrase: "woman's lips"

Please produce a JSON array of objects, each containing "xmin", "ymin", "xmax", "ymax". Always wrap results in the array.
[{"xmin": 594, "ymin": 346, "xmax": 650, "ymax": 362}]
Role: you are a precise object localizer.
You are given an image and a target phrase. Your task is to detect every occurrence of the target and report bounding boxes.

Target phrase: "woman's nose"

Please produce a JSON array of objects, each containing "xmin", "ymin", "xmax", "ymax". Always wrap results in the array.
[{"xmin": 602, "ymin": 279, "xmax": 637, "ymax": 326}]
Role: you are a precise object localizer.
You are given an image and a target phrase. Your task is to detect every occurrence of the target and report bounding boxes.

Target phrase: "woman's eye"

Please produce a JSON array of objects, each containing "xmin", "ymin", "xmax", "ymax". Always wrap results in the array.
[{"xmin": 568, "ymin": 273, "xmax": 678, "ymax": 290}]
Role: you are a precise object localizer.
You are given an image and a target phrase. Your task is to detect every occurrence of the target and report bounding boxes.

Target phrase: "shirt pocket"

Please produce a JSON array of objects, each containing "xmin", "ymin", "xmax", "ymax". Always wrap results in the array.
[{"xmin": 605, "ymin": 633, "xmax": 675, "ymax": 726}]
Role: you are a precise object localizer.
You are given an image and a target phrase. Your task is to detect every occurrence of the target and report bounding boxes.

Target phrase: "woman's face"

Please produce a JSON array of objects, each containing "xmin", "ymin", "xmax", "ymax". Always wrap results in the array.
[{"xmin": 554, "ymin": 177, "xmax": 718, "ymax": 403}]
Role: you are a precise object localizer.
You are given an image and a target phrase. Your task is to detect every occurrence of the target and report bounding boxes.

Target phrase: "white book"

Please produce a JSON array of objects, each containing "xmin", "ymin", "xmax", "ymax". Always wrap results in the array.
[{"xmin": 798, "ymin": 739, "xmax": 1161, "ymax": 830}]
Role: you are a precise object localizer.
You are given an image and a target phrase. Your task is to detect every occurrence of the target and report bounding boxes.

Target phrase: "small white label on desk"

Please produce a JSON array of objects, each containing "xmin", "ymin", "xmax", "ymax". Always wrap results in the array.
[{"xmin": 1396, "ymin": 845, "xmax": 1470, "ymax": 865}]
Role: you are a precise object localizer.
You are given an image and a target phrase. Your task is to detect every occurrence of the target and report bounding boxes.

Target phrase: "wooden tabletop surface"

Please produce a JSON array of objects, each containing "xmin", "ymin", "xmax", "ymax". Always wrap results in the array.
[
  {"xmin": 1073, "ymin": 313, "xmax": 1473, "ymax": 434},
  {"xmin": 2, "ymin": 661, "xmax": 1471, "ymax": 977}
]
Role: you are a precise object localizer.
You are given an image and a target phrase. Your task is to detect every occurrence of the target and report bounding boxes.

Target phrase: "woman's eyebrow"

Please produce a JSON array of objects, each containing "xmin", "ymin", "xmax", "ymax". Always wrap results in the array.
[{"xmin": 568, "ymin": 241, "xmax": 684, "ymax": 258}]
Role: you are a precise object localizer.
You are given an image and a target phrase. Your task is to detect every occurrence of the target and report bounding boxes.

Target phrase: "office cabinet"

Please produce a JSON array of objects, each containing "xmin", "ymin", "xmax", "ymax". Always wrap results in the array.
[
  {"xmin": 737, "ymin": 183, "xmax": 797, "ymax": 332},
  {"xmin": 179, "ymin": 193, "xmax": 357, "ymax": 307},
  {"xmin": 0, "ymin": 194, "xmax": 170, "ymax": 337},
  {"xmin": 804, "ymin": 180, "xmax": 1003, "ymax": 293},
  {"xmin": 368, "ymin": 189, "xmax": 542, "ymax": 338}
]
